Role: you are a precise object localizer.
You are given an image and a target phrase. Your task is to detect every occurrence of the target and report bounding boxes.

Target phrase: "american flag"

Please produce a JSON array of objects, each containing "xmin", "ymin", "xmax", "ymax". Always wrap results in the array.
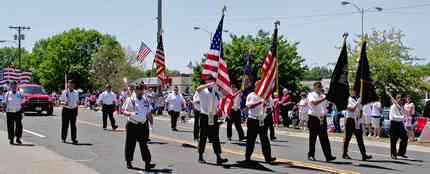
[
  {"xmin": 255, "ymin": 25, "xmax": 278, "ymax": 100},
  {"xmin": 201, "ymin": 14, "xmax": 233, "ymax": 95},
  {"xmin": 219, "ymin": 95, "xmax": 233, "ymax": 118},
  {"xmin": 0, "ymin": 67, "xmax": 32, "ymax": 85},
  {"xmin": 154, "ymin": 34, "xmax": 168, "ymax": 87},
  {"xmin": 136, "ymin": 41, "xmax": 152, "ymax": 62}
]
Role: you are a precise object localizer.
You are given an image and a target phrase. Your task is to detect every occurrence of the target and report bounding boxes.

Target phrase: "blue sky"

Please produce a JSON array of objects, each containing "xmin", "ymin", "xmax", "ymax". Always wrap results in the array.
[{"xmin": 1, "ymin": 0, "xmax": 429, "ymax": 72}]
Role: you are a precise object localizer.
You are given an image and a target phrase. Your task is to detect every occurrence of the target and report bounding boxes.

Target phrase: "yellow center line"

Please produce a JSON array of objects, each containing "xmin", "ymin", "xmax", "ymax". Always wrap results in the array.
[{"xmin": 70, "ymin": 116, "xmax": 360, "ymax": 174}]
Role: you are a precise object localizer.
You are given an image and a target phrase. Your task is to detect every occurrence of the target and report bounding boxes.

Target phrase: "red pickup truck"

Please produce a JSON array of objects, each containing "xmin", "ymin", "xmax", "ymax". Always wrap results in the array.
[{"xmin": 20, "ymin": 84, "xmax": 54, "ymax": 115}]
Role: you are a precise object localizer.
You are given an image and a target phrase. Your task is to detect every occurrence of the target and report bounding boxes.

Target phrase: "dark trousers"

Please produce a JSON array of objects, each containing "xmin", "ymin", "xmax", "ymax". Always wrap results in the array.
[
  {"xmin": 390, "ymin": 121, "xmax": 408, "ymax": 157},
  {"xmin": 193, "ymin": 109, "xmax": 200, "ymax": 140},
  {"xmin": 61, "ymin": 107, "xmax": 78, "ymax": 141},
  {"xmin": 227, "ymin": 109, "xmax": 245, "ymax": 140},
  {"xmin": 6, "ymin": 112, "xmax": 23, "ymax": 140},
  {"xmin": 333, "ymin": 113, "xmax": 342, "ymax": 133},
  {"xmin": 308, "ymin": 116, "xmax": 333, "ymax": 159},
  {"xmin": 102, "ymin": 104, "xmax": 116, "ymax": 129},
  {"xmin": 124, "ymin": 121, "xmax": 151, "ymax": 163},
  {"xmin": 246, "ymin": 118, "xmax": 272, "ymax": 161},
  {"xmin": 280, "ymin": 107, "xmax": 289, "ymax": 127},
  {"xmin": 168, "ymin": 111, "xmax": 180, "ymax": 129},
  {"xmin": 265, "ymin": 112, "xmax": 276, "ymax": 139},
  {"xmin": 198, "ymin": 114, "xmax": 222, "ymax": 155},
  {"xmin": 343, "ymin": 118, "xmax": 366, "ymax": 156}
]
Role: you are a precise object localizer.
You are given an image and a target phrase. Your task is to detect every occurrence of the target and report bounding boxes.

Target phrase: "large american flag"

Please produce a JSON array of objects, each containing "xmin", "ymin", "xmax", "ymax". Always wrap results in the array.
[
  {"xmin": 255, "ymin": 25, "xmax": 278, "ymax": 100},
  {"xmin": 0, "ymin": 67, "xmax": 32, "ymax": 85},
  {"xmin": 201, "ymin": 14, "xmax": 232, "ymax": 95},
  {"xmin": 154, "ymin": 34, "xmax": 168, "ymax": 87},
  {"xmin": 136, "ymin": 41, "xmax": 152, "ymax": 62}
]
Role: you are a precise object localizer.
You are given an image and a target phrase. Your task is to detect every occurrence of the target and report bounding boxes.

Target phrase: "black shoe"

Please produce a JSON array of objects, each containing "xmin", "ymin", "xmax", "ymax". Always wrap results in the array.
[
  {"xmin": 216, "ymin": 158, "xmax": 228, "ymax": 165},
  {"xmin": 126, "ymin": 161, "xmax": 133, "ymax": 169},
  {"xmin": 145, "ymin": 163, "xmax": 156, "ymax": 171},
  {"xmin": 113, "ymin": 125, "xmax": 118, "ymax": 131},
  {"xmin": 9, "ymin": 140, "xmax": 14, "ymax": 145},
  {"xmin": 391, "ymin": 155, "xmax": 397, "ymax": 160},
  {"xmin": 326, "ymin": 156, "xmax": 336, "ymax": 162},
  {"xmin": 172, "ymin": 128, "xmax": 178, "ymax": 131},
  {"xmin": 16, "ymin": 139, "xmax": 22, "ymax": 145},
  {"xmin": 62, "ymin": 139, "xmax": 66, "ymax": 143},
  {"xmin": 265, "ymin": 157, "xmax": 277, "ymax": 163},
  {"xmin": 308, "ymin": 156, "xmax": 316, "ymax": 161},
  {"xmin": 399, "ymin": 155, "xmax": 408, "ymax": 159},
  {"xmin": 198, "ymin": 157, "xmax": 206, "ymax": 164},
  {"xmin": 270, "ymin": 137, "xmax": 277, "ymax": 141},
  {"xmin": 239, "ymin": 137, "xmax": 247, "ymax": 142},
  {"xmin": 72, "ymin": 140, "xmax": 78, "ymax": 145},
  {"xmin": 342, "ymin": 154, "xmax": 352, "ymax": 160},
  {"xmin": 362, "ymin": 155, "xmax": 372, "ymax": 161},
  {"xmin": 228, "ymin": 138, "xmax": 232, "ymax": 141}
]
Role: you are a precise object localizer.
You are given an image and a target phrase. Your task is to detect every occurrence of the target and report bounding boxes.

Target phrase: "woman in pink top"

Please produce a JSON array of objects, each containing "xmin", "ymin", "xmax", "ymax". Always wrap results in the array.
[
  {"xmin": 404, "ymin": 95, "xmax": 416, "ymax": 141},
  {"xmin": 273, "ymin": 92, "xmax": 281, "ymax": 127}
]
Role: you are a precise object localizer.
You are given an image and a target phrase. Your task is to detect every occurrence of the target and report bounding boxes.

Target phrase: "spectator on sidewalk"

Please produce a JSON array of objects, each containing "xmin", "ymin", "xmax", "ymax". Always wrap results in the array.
[
  {"xmin": 389, "ymin": 94, "xmax": 409, "ymax": 159},
  {"xmin": 280, "ymin": 88, "xmax": 292, "ymax": 127},
  {"xmin": 297, "ymin": 92, "xmax": 308, "ymax": 130},
  {"xmin": 165, "ymin": 86, "xmax": 185, "ymax": 131},
  {"xmin": 273, "ymin": 92, "xmax": 281, "ymax": 127},
  {"xmin": 404, "ymin": 95, "xmax": 416, "ymax": 142},
  {"xmin": 369, "ymin": 100, "xmax": 383, "ymax": 139}
]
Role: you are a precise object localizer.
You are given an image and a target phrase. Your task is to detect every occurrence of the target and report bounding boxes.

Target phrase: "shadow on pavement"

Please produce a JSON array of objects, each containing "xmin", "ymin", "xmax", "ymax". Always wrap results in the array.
[
  {"xmin": 64, "ymin": 142, "xmax": 93, "ymax": 146},
  {"xmin": 13, "ymin": 143, "xmax": 35, "ymax": 147},
  {"xmin": 129, "ymin": 167, "xmax": 173, "ymax": 173},
  {"xmin": 357, "ymin": 163, "xmax": 400, "ymax": 171},
  {"xmin": 270, "ymin": 161, "xmax": 327, "ymax": 173},
  {"xmin": 175, "ymin": 129, "xmax": 193, "ymax": 133},
  {"xmin": 182, "ymin": 143, "xmax": 197, "ymax": 149},
  {"xmin": 148, "ymin": 141, "xmax": 168, "ymax": 145},
  {"xmin": 398, "ymin": 158, "xmax": 425, "ymax": 163},
  {"xmin": 271, "ymin": 139, "xmax": 289, "ymax": 143},
  {"xmin": 366, "ymin": 159, "xmax": 412, "ymax": 165},
  {"xmin": 220, "ymin": 160, "xmax": 275, "ymax": 173}
]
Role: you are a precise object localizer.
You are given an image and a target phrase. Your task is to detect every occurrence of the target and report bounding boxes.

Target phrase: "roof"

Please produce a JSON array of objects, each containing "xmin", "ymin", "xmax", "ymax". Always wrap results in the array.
[{"xmin": 19, "ymin": 83, "xmax": 42, "ymax": 87}]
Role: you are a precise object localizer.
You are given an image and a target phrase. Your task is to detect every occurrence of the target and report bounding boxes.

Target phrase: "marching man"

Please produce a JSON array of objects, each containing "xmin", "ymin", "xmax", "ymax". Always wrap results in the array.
[
  {"xmin": 122, "ymin": 83, "xmax": 156, "ymax": 170},
  {"xmin": 60, "ymin": 80, "xmax": 80, "ymax": 145},
  {"xmin": 98, "ymin": 84, "xmax": 118, "ymax": 131},
  {"xmin": 342, "ymin": 89, "xmax": 372, "ymax": 161},
  {"xmin": 4, "ymin": 81, "xmax": 25, "ymax": 145},
  {"xmin": 196, "ymin": 76, "xmax": 228, "ymax": 165},
  {"xmin": 244, "ymin": 81, "xmax": 276, "ymax": 163}
]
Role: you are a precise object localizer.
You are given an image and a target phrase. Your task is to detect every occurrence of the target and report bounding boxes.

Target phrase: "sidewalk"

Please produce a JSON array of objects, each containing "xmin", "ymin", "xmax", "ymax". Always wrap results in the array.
[{"xmin": 0, "ymin": 131, "xmax": 100, "ymax": 174}]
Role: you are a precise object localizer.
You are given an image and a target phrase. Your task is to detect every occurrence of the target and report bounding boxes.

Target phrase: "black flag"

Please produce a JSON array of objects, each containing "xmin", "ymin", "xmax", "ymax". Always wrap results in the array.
[
  {"xmin": 327, "ymin": 34, "xmax": 350, "ymax": 111},
  {"xmin": 354, "ymin": 39, "xmax": 378, "ymax": 105}
]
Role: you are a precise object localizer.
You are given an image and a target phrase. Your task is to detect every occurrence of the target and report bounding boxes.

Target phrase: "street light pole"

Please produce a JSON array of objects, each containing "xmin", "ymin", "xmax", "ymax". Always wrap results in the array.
[
  {"xmin": 8, "ymin": 25, "xmax": 31, "ymax": 69},
  {"xmin": 341, "ymin": 1, "xmax": 382, "ymax": 38},
  {"xmin": 193, "ymin": 26, "xmax": 229, "ymax": 45}
]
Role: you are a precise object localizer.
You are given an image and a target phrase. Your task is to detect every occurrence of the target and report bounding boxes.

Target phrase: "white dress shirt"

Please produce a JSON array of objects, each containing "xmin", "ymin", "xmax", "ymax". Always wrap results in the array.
[
  {"xmin": 165, "ymin": 93, "xmax": 184, "ymax": 112},
  {"xmin": 369, "ymin": 101, "xmax": 382, "ymax": 117},
  {"xmin": 5, "ymin": 91, "xmax": 24, "ymax": 113},
  {"xmin": 98, "ymin": 90, "xmax": 117, "ymax": 105},
  {"xmin": 307, "ymin": 91, "xmax": 328, "ymax": 119},
  {"xmin": 198, "ymin": 87, "xmax": 219, "ymax": 125},
  {"xmin": 122, "ymin": 95, "xmax": 153, "ymax": 124},
  {"xmin": 61, "ymin": 90, "xmax": 80, "ymax": 109},
  {"xmin": 192, "ymin": 91, "xmax": 201, "ymax": 111},
  {"xmin": 246, "ymin": 92, "xmax": 265, "ymax": 121},
  {"xmin": 389, "ymin": 104, "xmax": 404, "ymax": 122},
  {"xmin": 346, "ymin": 97, "xmax": 361, "ymax": 119},
  {"xmin": 232, "ymin": 93, "xmax": 242, "ymax": 111}
]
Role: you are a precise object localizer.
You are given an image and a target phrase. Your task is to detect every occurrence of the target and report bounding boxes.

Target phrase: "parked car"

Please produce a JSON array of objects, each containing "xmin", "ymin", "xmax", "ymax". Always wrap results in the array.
[
  {"xmin": 20, "ymin": 84, "xmax": 54, "ymax": 115},
  {"xmin": 380, "ymin": 107, "xmax": 391, "ymax": 138}
]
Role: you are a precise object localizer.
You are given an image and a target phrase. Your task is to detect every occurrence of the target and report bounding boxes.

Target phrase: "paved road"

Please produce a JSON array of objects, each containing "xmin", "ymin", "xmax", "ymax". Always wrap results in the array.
[{"xmin": 0, "ymin": 108, "xmax": 429, "ymax": 174}]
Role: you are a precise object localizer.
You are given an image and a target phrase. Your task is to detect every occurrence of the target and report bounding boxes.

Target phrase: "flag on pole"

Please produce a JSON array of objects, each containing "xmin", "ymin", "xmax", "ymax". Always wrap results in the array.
[
  {"xmin": 354, "ymin": 38, "xmax": 378, "ymax": 105},
  {"xmin": 0, "ymin": 67, "xmax": 32, "ymax": 85},
  {"xmin": 154, "ymin": 34, "xmax": 168, "ymax": 87},
  {"xmin": 326, "ymin": 33, "xmax": 350, "ymax": 111},
  {"xmin": 136, "ymin": 41, "xmax": 152, "ymax": 62},
  {"xmin": 219, "ymin": 95, "xmax": 233, "ymax": 118},
  {"xmin": 255, "ymin": 24, "xmax": 278, "ymax": 100},
  {"xmin": 201, "ymin": 13, "xmax": 232, "ymax": 95}
]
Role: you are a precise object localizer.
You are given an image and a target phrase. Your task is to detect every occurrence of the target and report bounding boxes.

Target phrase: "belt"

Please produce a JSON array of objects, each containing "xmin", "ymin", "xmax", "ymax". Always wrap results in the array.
[{"xmin": 128, "ymin": 118, "xmax": 146, "ymax": 125}]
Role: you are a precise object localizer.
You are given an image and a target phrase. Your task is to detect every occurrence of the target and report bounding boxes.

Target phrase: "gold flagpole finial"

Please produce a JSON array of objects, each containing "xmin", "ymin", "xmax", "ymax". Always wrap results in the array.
[{"xmin": 274, "ymin": 20, "xmax": 280, "ymax": 28}]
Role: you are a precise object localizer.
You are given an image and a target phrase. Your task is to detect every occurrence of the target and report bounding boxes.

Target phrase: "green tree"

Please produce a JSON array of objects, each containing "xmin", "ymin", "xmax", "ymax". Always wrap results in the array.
[
  {"xmin": 348, "ymin": 29, "xmax": 429, "ymax": 106},
  {"xmin": 26, "ymin": 28, "xmax": 117, "ymax": 92},
  {"xmin": 303, "ymin": 66, "xmax": 333, "ymax": 81},
  {"xmin": 0, "ymin": 47, "xmax": 28, "ymax": 68},
  {"xmin": 192, "ymin": 30, "xmax": 306, "ymax": 92}
]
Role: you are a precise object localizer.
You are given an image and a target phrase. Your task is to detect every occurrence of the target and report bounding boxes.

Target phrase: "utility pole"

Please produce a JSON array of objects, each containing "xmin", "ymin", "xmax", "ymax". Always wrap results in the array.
[{"xmin": 9, "ymin": 25, "xmax": 31, "ymax": 69}]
